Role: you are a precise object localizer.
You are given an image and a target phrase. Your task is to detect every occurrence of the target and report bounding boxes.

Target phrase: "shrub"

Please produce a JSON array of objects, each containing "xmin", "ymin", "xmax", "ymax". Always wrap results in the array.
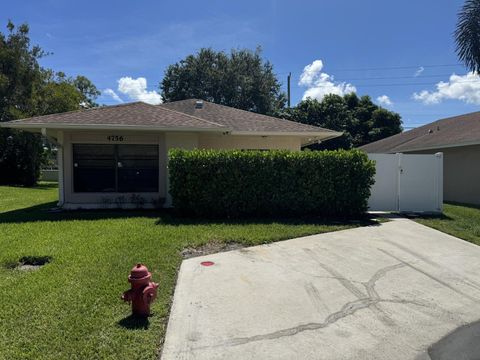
[{"xmin": 168, "ymin": 149, "xmax": 375, "ymax": 218}]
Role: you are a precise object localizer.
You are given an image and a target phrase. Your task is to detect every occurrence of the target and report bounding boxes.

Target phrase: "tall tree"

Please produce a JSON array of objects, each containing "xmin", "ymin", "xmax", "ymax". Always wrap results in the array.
[
  {"xmin": 455, "ymin": 0, "xmax": 480, "ymax": 73},
  {"xmin": 284, "ymin": 94, "xmax": 402, "ymax": 150},
  {"xmin": 72, "ymin": 75, "xmax": 100, "ymax": 108},
  {"xmin": 160, "ymin": 47, "xmax": 286, "ymax": 115},
  {"xmin": 0, "ymin": 21, "xmax": 99, "ymax": 185}
]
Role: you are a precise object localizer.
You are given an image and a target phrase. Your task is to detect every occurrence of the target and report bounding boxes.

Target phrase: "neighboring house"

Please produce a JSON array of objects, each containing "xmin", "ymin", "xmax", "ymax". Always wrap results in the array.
[
  {"xmin": 0, "ymin": 99, "xmax": 341, "ymax": 209},
  {"xmin": 360, "ymin": 111, "xmax": 480, "ymax": 205}
]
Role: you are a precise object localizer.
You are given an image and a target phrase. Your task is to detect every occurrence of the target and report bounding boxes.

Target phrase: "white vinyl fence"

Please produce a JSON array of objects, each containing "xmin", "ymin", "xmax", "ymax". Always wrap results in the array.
[{"xmin": 368, "ymin": 153, "xmax": 443, "ymax": 213}]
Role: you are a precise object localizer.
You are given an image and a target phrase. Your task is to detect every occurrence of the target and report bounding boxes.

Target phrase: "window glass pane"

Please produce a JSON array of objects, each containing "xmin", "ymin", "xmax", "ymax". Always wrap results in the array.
[
  {"xmin": 73, "ymin": 144, "xmax": 116, "ymax": 192},
  {"xmin": 117, "ymin": 145, "xmax": 159, "ymax": 192}
]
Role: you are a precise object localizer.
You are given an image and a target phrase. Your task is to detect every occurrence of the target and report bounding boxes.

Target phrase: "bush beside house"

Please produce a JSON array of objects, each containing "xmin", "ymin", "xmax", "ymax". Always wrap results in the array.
[{"xmin": 169, "ymin": 149, "xmax": 376, "ymax": 217}]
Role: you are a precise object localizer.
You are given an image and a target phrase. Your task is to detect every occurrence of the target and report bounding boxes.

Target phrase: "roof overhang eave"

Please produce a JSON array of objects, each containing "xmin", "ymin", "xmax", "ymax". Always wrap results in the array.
[
  {"xmin": 394, "ymin": 140, "xmax": 480, "ymax": 153},
  {"xmin": 300, "ymin": 131, "xmax": 343, "ymax": 146},
  {"xmin": 0, "ymin": 123, "xmax": 229, "ymax": 133},
  {"xmin": 230, "ymin": 130, "xmax": 343, "ymax": 138}
]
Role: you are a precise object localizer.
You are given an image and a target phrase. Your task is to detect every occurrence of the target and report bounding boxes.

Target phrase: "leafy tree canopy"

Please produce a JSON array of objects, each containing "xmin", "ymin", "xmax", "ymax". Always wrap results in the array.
[
  {"xmin": 281, "ymin": 94, "xmax": 402, "ymax": 150},
  {"xmin": 0, "ymin": 21, "xmax": 99, "ymax": 185},
  {"xmin": 160, "ymin": 47, "xmax": 286, "ymax": 115}
]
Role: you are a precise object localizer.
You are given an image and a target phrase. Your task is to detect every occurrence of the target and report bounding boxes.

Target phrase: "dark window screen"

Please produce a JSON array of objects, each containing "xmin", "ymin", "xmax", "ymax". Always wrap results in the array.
[
  {"xmin": 73, "ymin": 144, "xmax": 159, "ymax": 193},
  {"xmin": 73, "ymin": 144, "xmax": 116, "ymax": 192},
  {"xmin": 117, "ymin": 145, "xmax": 159, "ymax": 192}
]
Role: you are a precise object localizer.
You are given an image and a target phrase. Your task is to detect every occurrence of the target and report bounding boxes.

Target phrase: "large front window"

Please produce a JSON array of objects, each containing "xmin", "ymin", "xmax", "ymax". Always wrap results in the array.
[{"xmin": 73, "ymin": 144, "xmax": 159, "ymax": 193}]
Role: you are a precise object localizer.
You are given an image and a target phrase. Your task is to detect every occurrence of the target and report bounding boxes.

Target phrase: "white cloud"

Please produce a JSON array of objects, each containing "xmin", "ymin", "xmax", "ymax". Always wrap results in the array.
[
  {"xmin": 103, "ymin": 88, "xmax": 123, "ymax": 103},
  {"xmin": 299, "ymin": 60, "xmax": 356, "ymax": 101},
  {"xmin": 413, "ymin": 72, "xmax": 480, "ymax": 105},
  {"xmin": 117, "ymin": 77, "xmax": 162, "ymax": 104},
  {"xmin": 376, "ymin": 95, "xmax": 393, "ymax": 106},
  {"xmin": 414, "ymin": 66, "xmax": 424, "ymax": 77}
]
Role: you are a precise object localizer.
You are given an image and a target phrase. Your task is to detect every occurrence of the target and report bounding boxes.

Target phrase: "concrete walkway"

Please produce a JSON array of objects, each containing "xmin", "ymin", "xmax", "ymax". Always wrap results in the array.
[{"xmin": 161, "ymin": 218, "xmax": 480, "ymax": 360}]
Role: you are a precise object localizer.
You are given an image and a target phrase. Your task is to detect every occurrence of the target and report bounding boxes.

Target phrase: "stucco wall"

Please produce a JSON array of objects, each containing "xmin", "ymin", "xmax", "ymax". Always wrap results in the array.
[
  {"xmin": 198, "ymin": 134, "xmax": 302, "ymax": 151},
  {"xmin": 408, "ymin": 145, "xmax": 480, "ymax": 205},
  {"xmin": 59, "ymin": 131, "xmax": 302, "ymax": 209},
  {"xmin": 62, "ymin": 131, "xmax": 167, "ymax": 208}
]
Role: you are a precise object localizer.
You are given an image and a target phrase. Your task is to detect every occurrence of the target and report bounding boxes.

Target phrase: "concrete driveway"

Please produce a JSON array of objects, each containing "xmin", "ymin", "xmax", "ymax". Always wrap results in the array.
[{"xmin": 161, "ymin": 218, "xmax": 480, "ymax": 360}]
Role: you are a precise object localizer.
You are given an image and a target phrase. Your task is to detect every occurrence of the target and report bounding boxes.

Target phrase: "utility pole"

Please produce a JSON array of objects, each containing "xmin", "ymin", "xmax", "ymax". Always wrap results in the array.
[{"xmin": 287, "ymin": 72, "xmax": 291, "ymax": 108}]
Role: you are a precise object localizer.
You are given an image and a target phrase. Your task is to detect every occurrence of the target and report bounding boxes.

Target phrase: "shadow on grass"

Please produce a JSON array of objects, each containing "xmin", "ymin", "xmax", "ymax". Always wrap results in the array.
[
  {"xmin": 0, "ymin": 202, "xmax": 161, "ymax": 224},
  {"xmin": 117, "ymin": 314, "xmax": 150, "ymax": 330},
  {"xmin": 405, "ymin": 212, "xmax": 453, "ymax": 221},
  {"xmin": 2, "ymin": 182, "xmax": 58, "ymax": 191},
  {"xmin": 445, "ymin": 201, "xmax": 480, "ymax": 210},
  {"xmin": 31, "ymin": 182, "xmax": 59, "ymax": 190},
  {"xmin": 0, "ymin": 201, "xmax": 381, "ymax": 228},
  {"xmin": 156, "ymin": 213, "xmax": 381, "ymax": 227}
]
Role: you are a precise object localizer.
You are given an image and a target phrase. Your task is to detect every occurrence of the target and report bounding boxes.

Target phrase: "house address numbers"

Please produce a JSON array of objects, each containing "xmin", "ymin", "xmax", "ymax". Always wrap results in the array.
[{"xmin": 107, "ymin": 135, "xmax": 125, "ymax": 142}]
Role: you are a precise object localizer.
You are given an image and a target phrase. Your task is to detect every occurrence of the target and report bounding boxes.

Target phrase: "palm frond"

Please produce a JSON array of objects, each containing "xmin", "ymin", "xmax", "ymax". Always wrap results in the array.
[{"xmin": 455, "ymin": 0, "xmax": 480, "ymax": 73}]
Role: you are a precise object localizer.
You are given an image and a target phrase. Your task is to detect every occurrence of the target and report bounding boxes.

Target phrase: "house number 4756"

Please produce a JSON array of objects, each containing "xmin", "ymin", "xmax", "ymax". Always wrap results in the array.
[{"xmin": 107, "ymin": 135, "xmax": 125, "ymax": 141}]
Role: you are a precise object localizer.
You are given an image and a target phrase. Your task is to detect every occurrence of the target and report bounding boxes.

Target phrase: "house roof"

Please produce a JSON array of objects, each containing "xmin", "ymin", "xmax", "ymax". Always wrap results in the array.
[
  {"xmin": 1, "ymin": 102, "xmax": 226, "ymax": 131},
  {"xmin": 0, "ymin": 99, "xmax": 341, "ymax": 139},
  {"xmin": 159, "ymin": 99, "xmax": 339, "ymax": 135},
  {"xmin": 359, "ymin": 111, "xmax": 480, "ymax": 153}
]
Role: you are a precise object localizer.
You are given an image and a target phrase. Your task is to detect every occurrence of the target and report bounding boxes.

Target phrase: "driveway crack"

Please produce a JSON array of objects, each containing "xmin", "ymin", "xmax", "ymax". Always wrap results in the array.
[{"xmin": 222, "ymin": 258, "xmax": 418, "ymax": 348}]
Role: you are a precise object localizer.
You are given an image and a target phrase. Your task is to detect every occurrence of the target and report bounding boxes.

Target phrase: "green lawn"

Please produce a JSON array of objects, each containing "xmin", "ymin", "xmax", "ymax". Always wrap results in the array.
[
  {"xmin": 416, "ymin": 202, "xmax": 480, "ymax": 246},
  {"xmin": 0, "ymin": 184, "xmax": 369, "ymax": 360}
]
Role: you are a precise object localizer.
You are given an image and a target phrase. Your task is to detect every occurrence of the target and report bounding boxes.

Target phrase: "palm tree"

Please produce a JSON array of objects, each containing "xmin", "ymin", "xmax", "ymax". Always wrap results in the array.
[{"xmin": 455, "ymin": 0, "xmax": 480, "ymax": 73}]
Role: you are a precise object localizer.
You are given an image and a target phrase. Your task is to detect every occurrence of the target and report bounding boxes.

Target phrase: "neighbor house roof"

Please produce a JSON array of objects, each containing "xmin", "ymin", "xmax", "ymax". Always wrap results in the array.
[
  {"xmin": 0, "ymin": 99, "xmax": 341, "ymax": 139},
  {"xmin": 360, "ymin": 111, "xmax": 480, "ymax": 153}
]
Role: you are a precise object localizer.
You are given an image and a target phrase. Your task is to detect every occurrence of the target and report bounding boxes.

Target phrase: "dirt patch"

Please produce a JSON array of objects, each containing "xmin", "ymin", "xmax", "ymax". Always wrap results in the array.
[
  {"xmin": 6, "ymin": 256, "xmax": 52, "ymax": 271},
  {"xmin": 181, "ymin": 242, "xmax": 245, "ymax": 259}
]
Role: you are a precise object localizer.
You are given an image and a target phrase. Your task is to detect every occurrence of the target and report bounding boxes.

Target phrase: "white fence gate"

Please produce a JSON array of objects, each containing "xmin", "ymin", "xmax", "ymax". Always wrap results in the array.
[{"xmin": 368, "ymin": 153, "xmax": 443, "ymax": 213}]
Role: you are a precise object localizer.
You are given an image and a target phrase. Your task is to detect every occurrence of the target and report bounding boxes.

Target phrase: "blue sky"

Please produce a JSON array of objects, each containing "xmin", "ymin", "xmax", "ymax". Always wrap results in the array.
[{"xmin": 4, "ymin": 0, "xmax": 479, "ymax": 128}]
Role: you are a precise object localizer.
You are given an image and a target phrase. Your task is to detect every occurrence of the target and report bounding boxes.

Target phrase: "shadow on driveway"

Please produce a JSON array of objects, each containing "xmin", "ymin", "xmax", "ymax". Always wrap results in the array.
[{"xmin": 428, "ymin": 320, "xmax": 480, "ymax": 360}]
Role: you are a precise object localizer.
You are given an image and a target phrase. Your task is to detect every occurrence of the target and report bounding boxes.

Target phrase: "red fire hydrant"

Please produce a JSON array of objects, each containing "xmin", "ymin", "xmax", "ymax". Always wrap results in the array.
[{"xmin": 122, "ymin": 263, "xmax": 159, "ymax": 317}]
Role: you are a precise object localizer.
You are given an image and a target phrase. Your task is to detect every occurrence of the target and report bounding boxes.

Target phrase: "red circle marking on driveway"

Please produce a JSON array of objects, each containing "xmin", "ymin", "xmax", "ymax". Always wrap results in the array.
[{"xmin": 200, "ymin": 261, "xmax": 215, "ymax": 267}]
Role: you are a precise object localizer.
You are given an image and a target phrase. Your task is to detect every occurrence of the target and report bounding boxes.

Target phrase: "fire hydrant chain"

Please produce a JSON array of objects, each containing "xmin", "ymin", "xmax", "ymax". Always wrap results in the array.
[{"xmin": 122, "ymin": 263, "xmax": 159, "ymax": 317}]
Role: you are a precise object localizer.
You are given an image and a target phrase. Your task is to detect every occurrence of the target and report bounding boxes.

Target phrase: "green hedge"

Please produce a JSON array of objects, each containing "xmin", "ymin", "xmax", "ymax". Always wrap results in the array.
[{"xmin": 168, "ymin": 149, "xmax": 376, "ymax": 218}]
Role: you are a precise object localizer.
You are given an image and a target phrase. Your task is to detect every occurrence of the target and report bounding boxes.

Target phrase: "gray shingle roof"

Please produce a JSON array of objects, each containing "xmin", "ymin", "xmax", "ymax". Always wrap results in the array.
[
  {"xmin": 360, "ymin": 111, "xmax": 480, "ymax": 153},
  {"xmin": 159, "ymin": 99, "xmax": 338, "ymax": 134},
  {"xmin": 1, "ymin": 99, "xmax": 340, "ymax": 138},
  {"xmin": 2, "ymin": 102, "xmax": 224, "ymax": 130}
]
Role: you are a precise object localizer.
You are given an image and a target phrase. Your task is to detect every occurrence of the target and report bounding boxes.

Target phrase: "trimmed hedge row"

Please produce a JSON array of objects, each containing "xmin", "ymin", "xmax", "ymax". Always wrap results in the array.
[{"xmin": 168, "ymin": 149, "xmax": 375, "ymax": 218}]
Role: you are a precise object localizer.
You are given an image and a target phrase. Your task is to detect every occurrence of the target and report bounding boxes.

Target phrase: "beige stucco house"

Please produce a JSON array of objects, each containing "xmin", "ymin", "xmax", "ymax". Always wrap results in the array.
[
  {"xmin": 1, "ymin": 99, "xmax": 341, "ymax": 209},
  {"xmin": 360, "ymin": 111, "xmax": 480, "ymax": 205}
]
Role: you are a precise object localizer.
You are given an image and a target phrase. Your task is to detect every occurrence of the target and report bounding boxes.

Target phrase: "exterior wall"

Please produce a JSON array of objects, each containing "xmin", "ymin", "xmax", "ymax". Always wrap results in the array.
[
  {"xmin": 58, "ymin": 130, "xmax": 302, "ymax": 209},
  {"xmin": 198, "ymin": 134, "xmax": 302, "ymax": 151},
  {"xmin": 408, "ymin": 145, "xmax": 480, "ymax": 205},
  {"xmin": 62, "ymin": 131, "xmax": 167, "ymax": 209}
]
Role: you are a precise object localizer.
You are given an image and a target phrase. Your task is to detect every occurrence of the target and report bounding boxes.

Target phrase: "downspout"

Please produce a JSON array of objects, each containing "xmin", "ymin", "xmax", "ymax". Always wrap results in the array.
[{"xmin": 56, "ymin": 131, "xmax": 65, "ymax": 207}]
